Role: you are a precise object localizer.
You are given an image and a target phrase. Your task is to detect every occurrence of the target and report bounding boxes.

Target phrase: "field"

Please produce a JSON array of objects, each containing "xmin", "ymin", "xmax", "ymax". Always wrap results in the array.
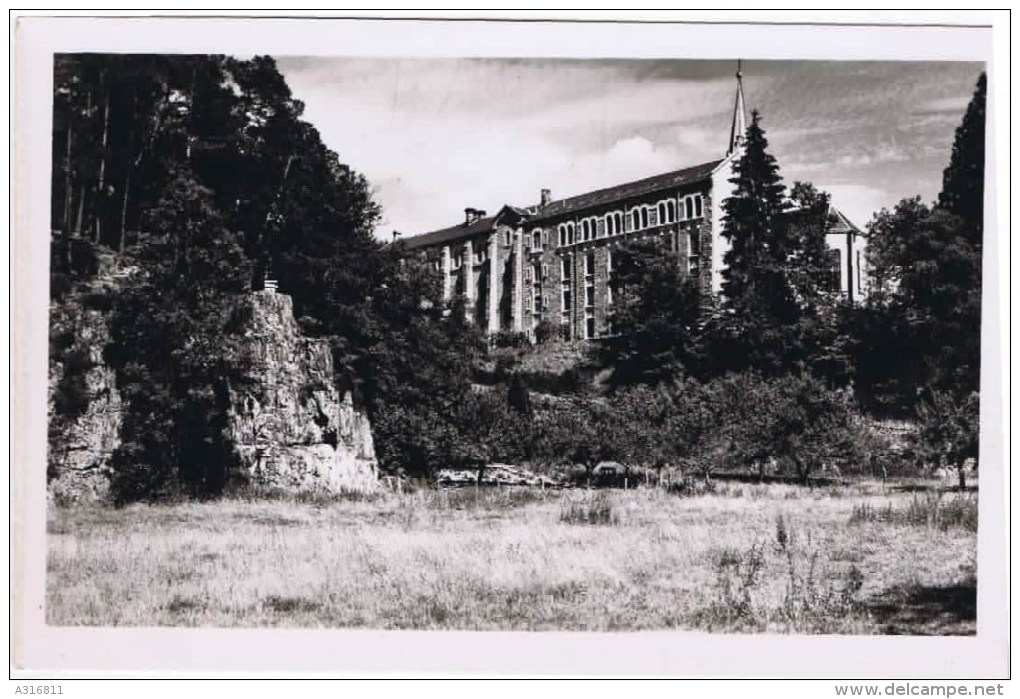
[{"xmin": 47, "ymin": 480, "xmax": 977, "ymax": 634}]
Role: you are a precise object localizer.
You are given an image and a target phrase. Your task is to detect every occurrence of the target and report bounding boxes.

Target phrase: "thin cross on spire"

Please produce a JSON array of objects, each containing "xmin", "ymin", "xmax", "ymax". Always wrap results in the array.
[{"xmin": 727, "ymin": 59, "xmax": 748, "ymax": 156}]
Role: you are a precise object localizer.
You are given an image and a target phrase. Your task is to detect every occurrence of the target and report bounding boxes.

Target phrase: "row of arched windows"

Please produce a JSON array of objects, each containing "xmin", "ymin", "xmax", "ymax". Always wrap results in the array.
[{"xmin": 555, "ymin": 194, "xmax": 705, "ymax": 247}]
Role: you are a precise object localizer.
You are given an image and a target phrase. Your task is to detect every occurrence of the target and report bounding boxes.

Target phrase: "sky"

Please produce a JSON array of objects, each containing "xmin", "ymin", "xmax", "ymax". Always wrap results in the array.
[{"xmin": 276, "ymin": 57, "xmax": 984, "ymax": 240}]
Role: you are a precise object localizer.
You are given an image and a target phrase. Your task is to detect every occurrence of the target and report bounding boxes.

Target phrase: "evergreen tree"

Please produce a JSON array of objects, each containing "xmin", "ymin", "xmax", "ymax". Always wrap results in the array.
[
  {"xmin": 939, "ymin": 72, "xmax": 986, "ymax": 242},
  {"xmin": 105, "ymin": 167, "xmax": 251, "ymax": 502},
  {"xmin": 852, "ymin": 71, "xmax": 984, "ymax": 421},
  {"xmin": 709, "ymin": 110, "xmax": 806, "ymax": 377},
  {"xmin": 720, "ymin": 110, "xmax": 793, "ymax": 322}
]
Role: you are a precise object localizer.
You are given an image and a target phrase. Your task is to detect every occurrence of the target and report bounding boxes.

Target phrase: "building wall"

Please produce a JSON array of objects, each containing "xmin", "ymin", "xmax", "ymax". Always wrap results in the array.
[
  {"xmin": 825, "ymin": 230, "xmax": 870, "ymax": 303},
  {"xmin": 523, "ymin": 181, "xmax": 714, "ymax": 341},
  {"xmin": 414, "ymin": 161, "xmax": 865, "ymax": 341},
  {"xmin": 709, "ymin": 155, "xmax": 737, "ymax": 295}
]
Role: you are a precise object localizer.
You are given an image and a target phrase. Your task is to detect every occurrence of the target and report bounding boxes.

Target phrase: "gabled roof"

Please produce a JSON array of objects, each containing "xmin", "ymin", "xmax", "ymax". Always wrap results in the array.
[
  {"xmin": 529, "ymin": 159, "xmax": 723, "ymax": 222},
  {"xmin": 401, "ymin": 159, "xmax": 722, "ymax": 250},
  {"xmin": 401, "ymin": 215, "xmax": 496, "ymax": 251},
  {"xmin": 401, "ymin": 205, "xmax": 526, "ymax": 251},
  {"xmin": 784, "ymin": 204, "xmax": 863, "ymax": 235},
  {"xmin": 827, "ymin": 207, "xmax": 862, "ymax": 235}
]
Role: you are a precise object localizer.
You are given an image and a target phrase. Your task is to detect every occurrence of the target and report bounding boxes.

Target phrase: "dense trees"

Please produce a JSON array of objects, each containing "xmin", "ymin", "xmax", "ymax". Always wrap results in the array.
[
  {"xmin": 603, "ymin": 237, "xmax": 703, "ymax": 386},
  {"xmin": 49, "ymin": 54, "xmax": 477, "ymax": 499},
  {"xmin": 855, "ymin": 73, "xmax": 985, "ymax": 486},
  {"xmin": 104, "ymin": 167, "xmax": 251, "ymax": 501}
]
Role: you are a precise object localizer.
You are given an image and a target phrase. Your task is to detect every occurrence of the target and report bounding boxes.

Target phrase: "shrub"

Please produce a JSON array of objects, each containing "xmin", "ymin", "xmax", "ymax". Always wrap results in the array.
[
  {"xmin": 718, "ymin": 373, "xmax": 863, "ymax": 484},
  {"xmin": 559, "ymin": 491, "xmax": 620, "ymax": 525},
  {"xmin": 491, "ymin": 330, "xmax": 531, "ymax": 349},
  {"xmin": 52, "ymin": 346, "xmax": 95, "ymax": 420},
  {"xmin": 700, "ymin": 534, "xmax": 867, "ymax": 633},
  {"xmin": 849, "ymin": 491, "xmax": 977, "ymax": 532},
  {"xmin": 534, "ymin": 319, "xmax": 568, "ymax": 345}
]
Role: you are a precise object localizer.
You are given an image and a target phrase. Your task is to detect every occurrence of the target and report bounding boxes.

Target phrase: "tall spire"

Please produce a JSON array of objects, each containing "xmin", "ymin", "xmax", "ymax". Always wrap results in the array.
[{"xmin": 727, "ymin": 59, "xmax": 747, "ymax": 156}]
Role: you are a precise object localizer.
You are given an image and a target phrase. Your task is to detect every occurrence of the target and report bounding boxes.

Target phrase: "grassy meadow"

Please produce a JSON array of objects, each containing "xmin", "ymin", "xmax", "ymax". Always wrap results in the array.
[{"xmin": 47, "ymin": 481, "xmax": 977, "ymax": 634}]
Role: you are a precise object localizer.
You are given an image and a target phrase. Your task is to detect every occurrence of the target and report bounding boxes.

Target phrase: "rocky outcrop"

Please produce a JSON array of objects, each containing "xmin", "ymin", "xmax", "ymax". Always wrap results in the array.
[
  {"xmin": 226, "ymin": 291, "xmax": 378, "ymax": 493},
  {"xmin": 47, "ymin": 280, "xmax": 378, "ymax": 501},
  {"xmin": 47, "ymin": 291, "xmax": 121, "ymax": 503}
]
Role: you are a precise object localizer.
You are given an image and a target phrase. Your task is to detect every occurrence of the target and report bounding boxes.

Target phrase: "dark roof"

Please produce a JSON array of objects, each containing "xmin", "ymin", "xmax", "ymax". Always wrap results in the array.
[
  {"xmin": 400, "ymin": 159, "xmax": 722, "ymax": 250},
  {"xmin": 783, "ymin": 205, "xmax": 863, "ymax": 235},
  {"xmin": 529, "ymin": 159, "xmax": 723, "ymax": 222},
  {"xmin": 401, "ymin": 215, "xmax": 497, "ymax": 251},
  {"xmin": 827, "ymin": 207, "xmax": 862, "ymax": 234}
]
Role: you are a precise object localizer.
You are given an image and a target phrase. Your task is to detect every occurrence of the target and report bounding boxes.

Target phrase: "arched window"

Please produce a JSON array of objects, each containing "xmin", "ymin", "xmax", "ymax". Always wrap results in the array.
[
  {"xmin": 666, "ymin": 200, "xmax": 676, "ymax": 223},
  {"xmin": 657, "ymin": 201, "xmax": 667, "ymax": 223},
  {"xmin": 605, "ymin": 215, "xmax": 614, "ymax": 236},
  {"xmin": 532, "ymin": 230, "xmax": 542, "ymax": 251},
  {"xmin": 694, "ymin": 195, "xmax": 703, "ymax": 218},
  {"xmin": 685, "ymin": 197, "xmax": 694, "ymax": 220},
  {"xmin": 640, "ymin": 207, "xmax": 649, "ymax": 229},
  {"xmin": 567, "ymin": 221, "xmax": 575, "ymax": 245}
]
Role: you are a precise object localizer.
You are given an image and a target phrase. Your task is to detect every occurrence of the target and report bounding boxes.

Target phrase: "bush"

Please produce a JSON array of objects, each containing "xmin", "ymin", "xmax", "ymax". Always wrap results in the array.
[
  {"xmin": 849, "ymin": 491, "xmax": 977, "ymax": 532},
  {"xmin": 490, "ymin": 330, "xmax": 530, "ymax": 349},
  {"xmin": 534, "ymin": 319, "xmax": 569, "ymax": 345},
  {"xmin": 52, "ymin": 347, "xmax": 94, "ymax": 420},
  {"xmin": 699, "ymin": 533, "xmax": 867, "ymax": 633},
  {"xmin": 719, "ymin": 373, "xmax": 863, "ymax": 483},
  {"xmin": 559, "ymin": 491, "xmax": 620, "ymax": 525}
]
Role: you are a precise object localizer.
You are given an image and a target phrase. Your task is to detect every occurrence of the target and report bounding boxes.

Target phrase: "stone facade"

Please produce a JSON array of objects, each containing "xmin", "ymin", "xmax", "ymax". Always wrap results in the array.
[
  {"xmin": 402, "ymin": 159, "xmax": 745, "ymax": 342},
  {"xmin": 521, "ymin": 176, "xmax": 718, "ymax": 340}
]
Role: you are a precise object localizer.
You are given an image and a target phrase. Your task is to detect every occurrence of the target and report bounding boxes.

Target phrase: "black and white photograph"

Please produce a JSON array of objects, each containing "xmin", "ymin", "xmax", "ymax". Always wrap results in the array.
[{"xmin": 12, "ymin": 12, "xmax": 1008, "ymax": 678}]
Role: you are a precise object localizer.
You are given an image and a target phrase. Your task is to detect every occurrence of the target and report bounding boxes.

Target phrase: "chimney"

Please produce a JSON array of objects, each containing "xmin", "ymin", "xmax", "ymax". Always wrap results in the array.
[
  {"xmin": 540, "ymin": 189, "xmax": 552, "ymax": 207},
  {"xmin": 464, "ymin": 207, "xmax": 486, "ymax": 225},
  {"xmin": 392, "ymin": 230, "xmax": 402, "ymax": 242}
]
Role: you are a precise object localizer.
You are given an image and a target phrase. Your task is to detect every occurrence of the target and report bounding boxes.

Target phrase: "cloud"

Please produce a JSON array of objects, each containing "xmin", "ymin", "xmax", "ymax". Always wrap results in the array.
[{"xmin": 275, "ymin": 57, "xmax": 984, "ymax": 239}]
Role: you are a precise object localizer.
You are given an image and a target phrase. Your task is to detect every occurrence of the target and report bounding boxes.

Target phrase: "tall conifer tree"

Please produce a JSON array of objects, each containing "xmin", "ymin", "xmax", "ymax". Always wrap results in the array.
[
  {"xmin": 939, "ymin": 72, "xmax": 986, "ymax": 243},
  {"xmin": 720, "ymin": 110, "xmax": 793, "ymax": 323}
]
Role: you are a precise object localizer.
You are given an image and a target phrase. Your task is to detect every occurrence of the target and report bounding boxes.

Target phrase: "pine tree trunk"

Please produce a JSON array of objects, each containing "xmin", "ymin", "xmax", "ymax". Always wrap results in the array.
[
  {"xmin": 62, "ymin": 125, "xmax": 73, "ymax": 231},
  {"xmin": 74, "ymin": 183, "xmax": 85, "ymax": 234},
  {"xmin": 118, "ymin": 168, "xmax": 131, "ymax": 253},
  {"xmin": 94, "ymin": 82, "xmax": 110, "ymax": 245},
  {"xmin": 78, "ymin": 90, "xmax": 92, "ymax": 237}
]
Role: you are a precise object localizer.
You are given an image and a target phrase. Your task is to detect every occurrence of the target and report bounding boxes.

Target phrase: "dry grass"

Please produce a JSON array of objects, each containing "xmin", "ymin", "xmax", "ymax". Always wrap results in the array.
[{"xmin": 47, "ymin": 481, "xmax": 976, "ymax": 633}]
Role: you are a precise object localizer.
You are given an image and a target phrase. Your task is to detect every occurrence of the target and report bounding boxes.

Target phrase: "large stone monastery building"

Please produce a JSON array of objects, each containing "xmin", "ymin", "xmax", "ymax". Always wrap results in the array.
[{"xmin": 400, "ymin": 68, "xmax": 868, "ymax": 341}]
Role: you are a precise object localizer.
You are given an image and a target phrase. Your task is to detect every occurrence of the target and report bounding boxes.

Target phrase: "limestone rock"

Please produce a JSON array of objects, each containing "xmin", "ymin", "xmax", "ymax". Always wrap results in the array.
[
  {"xmin": 226, "ymin": 291, "xmax": 378, "ymax": 493},
  {"xmin": 47, "ymin": 299, "xmax": 121, "ymax": 503}
]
